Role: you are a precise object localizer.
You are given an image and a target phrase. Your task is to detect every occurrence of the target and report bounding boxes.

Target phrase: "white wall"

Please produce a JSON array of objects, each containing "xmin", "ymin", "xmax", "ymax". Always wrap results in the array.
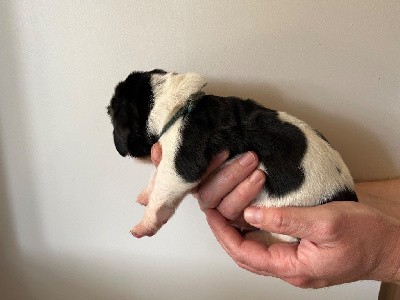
[{"xmin": 1, "ymin": 1, "xmax": 399, "ymax": 299}]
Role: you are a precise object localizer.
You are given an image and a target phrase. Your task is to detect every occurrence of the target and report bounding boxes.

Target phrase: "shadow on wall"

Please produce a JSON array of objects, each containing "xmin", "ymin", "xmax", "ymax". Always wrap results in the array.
[
  {"xmin": 206, "ymin": 79, "xmax": 396, "ymax": 181},
  {"xmin": 0, "ymin": 140, "xmax": 31, "ymax": 299},
  {"xmin": 0, "ymin": 1, "xmax": 42, "ymax": 298},
  {"xmin": 12, "ymin": 251, "xmax": 367, "ymax": 300}
]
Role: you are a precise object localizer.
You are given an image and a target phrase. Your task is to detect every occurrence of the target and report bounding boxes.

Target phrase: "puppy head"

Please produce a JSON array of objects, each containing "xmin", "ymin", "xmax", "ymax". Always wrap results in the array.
[{"xmin": 107, "ymin": 69, "xmax": 166, "ymax": 158}]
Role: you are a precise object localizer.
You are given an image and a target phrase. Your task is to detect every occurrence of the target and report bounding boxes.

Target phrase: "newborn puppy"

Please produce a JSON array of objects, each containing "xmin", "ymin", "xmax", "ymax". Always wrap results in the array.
[{"xmin": 107, "ymin": 69, "xmax": 357, "ymax": 243}]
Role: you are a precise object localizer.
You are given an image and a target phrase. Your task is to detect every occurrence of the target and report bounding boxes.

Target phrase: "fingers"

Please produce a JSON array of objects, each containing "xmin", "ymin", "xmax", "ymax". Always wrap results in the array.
[
  {"xmin": 197, "ymin": 152, "xmax": 260, "ymax": 210},
  {"xmin": 205, "ymin": 209, "xmax": 272, "ymax": 273},
  {"xmin": 200, "ymin": 151, "xmax": 230, "ymax": 181},
  {"xmin": 216, "ymin": 169, "xmax": 265, "ymax": 221},
  {"xmin": 205, "ymin": 209, "xmax": 299, "ymax": 277},
  {"xmin": 244, "ymin": 202, "xmax": 345, "ymax": 241},
  {"xmin": 190, "ymin": 151, "xmax": 230, "ymax": 196},
  {"xmin": 151, "ymin": 143, "xmax": 162, "ymax": 167}
]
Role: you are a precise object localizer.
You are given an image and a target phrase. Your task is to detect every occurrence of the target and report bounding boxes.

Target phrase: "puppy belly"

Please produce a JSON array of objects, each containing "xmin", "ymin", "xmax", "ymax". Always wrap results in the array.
[
  {"xmin": 246, "ymin": 231, "xmax": 299, "ymax": 245},
  {"xmin": 248, "ymin": 189, "xmax": 309, "ymax": 244},
  {"xmin": 250, "ymin": 161, "xmax": 354, "ymax": 244}
]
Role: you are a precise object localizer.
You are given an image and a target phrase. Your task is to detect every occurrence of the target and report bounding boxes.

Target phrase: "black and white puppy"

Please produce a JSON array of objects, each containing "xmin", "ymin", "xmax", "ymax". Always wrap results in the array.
[{"xmin": 107, "ymin": 69, "xmax": 357, "ymax": 243}]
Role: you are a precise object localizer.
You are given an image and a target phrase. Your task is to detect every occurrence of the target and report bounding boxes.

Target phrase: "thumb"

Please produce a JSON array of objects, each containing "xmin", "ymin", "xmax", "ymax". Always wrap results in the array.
[{"xmin": 244, "ymin": 205, "xmax": 338, "ymax": 240}]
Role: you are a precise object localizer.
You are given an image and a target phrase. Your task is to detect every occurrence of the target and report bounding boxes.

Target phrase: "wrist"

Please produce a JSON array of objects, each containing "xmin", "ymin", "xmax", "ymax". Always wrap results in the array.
[
  {"xmin": 392, "ymin": 225, "xmax": 400, "ymax": 284},
  {"xmin": 366, "ymin": 216, "xmax": 400, "ymax": 284},
  {"xmin": 381, "ymin": 222, "xmax": 400, "ymax": 284}
]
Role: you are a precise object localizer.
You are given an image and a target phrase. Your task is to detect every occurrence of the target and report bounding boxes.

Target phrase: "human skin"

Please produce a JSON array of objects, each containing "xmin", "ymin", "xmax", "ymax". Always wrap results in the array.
[{"xmin": 150, "ymin": 143, "xmax": 400, "ymax": 288}]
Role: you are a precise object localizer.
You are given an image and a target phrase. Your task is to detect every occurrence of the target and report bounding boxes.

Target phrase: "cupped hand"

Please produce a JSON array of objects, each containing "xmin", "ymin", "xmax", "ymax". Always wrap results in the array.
[
  {"xmin": 150, "ymin": 143, "xmax": 400, "ymax": 287},
  {"xmin": 195, "ymin": 151, "xmax": 266, "ymax": 229},
  {"xmin": 205, "ymin": 202, "xmax": 400, "ymax": 288}
]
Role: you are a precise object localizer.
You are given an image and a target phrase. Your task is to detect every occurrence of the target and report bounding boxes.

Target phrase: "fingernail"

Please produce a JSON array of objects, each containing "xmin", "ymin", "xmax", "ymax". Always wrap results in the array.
[
  {"xmin": 249, "ymin": 170, "xmax": 264, "ymax": 184},
  {"xmin": 244, "ymin": 207, "xmax": 263, "ymax": 224},
  {"xmin": 239, "ymin": 152, "xmax": 256, "ymax": 167}
]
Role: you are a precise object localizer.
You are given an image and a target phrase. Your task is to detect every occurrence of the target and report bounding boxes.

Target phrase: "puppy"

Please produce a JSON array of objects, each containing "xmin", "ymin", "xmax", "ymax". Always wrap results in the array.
[{"xmin": 107, "ymin": 69, "xmax": 357, "ymax": 243}]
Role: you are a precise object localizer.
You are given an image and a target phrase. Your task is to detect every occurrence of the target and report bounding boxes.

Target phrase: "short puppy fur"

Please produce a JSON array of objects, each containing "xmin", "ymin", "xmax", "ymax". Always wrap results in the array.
[{"xmin": 107, "ymin": 69, "xmax": 357, "ymax": 243}]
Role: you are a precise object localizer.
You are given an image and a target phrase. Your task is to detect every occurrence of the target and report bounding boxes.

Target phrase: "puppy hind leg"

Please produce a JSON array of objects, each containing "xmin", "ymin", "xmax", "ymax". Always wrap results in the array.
[{"xmin": 131, "ymin": 169, "xmax": 197, "ymax": 238}]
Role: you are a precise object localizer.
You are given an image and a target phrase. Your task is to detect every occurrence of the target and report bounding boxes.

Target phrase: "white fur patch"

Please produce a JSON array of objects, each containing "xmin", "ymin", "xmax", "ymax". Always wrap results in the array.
[{"xmin": 148, "ymin": 72, "xmax": 206, "ymax": 137}]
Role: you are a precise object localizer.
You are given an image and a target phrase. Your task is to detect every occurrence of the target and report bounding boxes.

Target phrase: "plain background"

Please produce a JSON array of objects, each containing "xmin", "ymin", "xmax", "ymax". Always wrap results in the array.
[{"xmin": 1, "ymin": 1, "xmax": 399, "ymax": 299}]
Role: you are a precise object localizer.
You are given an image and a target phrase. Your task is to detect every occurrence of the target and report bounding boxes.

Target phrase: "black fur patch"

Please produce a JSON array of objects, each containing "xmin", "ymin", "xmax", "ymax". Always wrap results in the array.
[
  {"xmin": 324, "ymin": 188, "xmax": 359, "ymax": 203},
  {"xmin": 107, "ymin": 70, "xmax": 165, "ymax": 157},
  {"xmin": 175, "ymin": 95, "xmax": 307, "ymax": 198}
]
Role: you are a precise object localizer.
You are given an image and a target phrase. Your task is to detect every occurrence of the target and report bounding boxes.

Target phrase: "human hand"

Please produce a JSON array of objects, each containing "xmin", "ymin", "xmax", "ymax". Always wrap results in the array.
[
  {"xmin": 195, "ymin": 151, "xmax": 266, "ymax": 229},
  {"xmin": 150, "ymin": 143, "xmax": 265, "ymax": 229},
  {"xmin": 150, "ymin": 143, "xmax": 400, "ymax": 287},
  {"xmin": 205, "ymin": 201, "xmax": 400, "ymax": 288}
]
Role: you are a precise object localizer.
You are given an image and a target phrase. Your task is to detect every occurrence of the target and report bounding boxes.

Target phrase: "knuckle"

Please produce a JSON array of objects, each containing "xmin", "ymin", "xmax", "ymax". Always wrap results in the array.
[
  {"xmin": 318, "ymin": 212, "xmax": 342, "ymax": 237},
  {"xmin": 218, "ymin": 203, "xmax": 239, "ymax": 220},
  {"xmin": 235, "ymin": 258, "xmax": 245, "ymax": 268},
  {"xmin": 197, "ymin": 189, "xmax": 208, "ymax": 203},
  {"xmin": 197, "ymin": 189, "xmax": 215, "ymax": 209},
  {"xmin": 287, "ymin": 276, "xmax": 314, "ymax": 289},
  {"xmin": 232, "ymin": 186, "xmax": 252, "ymax": 205},
  {"xmin": 269, "ymin": 210, "xmax": 288, "ymax": 231},
  {"xmin": 314, "ymin": 279, "xmax": 330, "ymax": 289},
  {"xmin": 223, "ymin": 170, "xmax": 237, "ymax": 184},
  {"xmin": 226, "ymin": 156, "xmax": 255, "ymax": 179},
  {"xmin": 229, "ymin": 250, "xmax": 243, "ymax": 265}
]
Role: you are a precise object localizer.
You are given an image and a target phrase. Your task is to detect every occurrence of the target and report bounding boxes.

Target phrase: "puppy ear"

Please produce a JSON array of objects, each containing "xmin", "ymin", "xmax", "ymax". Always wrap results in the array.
[
  {"xmin": 113, "ymin": 125, "xmax": 130, "ymax": 157},
  {"xmin": 151, "ymin": 69, "xmax": 167, "ymax": 74}
]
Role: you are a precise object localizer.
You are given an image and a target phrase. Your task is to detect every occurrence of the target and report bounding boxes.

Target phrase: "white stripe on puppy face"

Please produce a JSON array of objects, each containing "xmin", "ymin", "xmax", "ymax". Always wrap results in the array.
[{"xmin": 147, "ymin": 72, "xmax": 206, "ymax": 137}]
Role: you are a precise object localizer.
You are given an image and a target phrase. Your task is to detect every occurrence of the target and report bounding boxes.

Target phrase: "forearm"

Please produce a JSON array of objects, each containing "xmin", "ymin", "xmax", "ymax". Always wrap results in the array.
[
  {"xmin": 356, "ymin": 178, "xmax": 400, "ymax": 221},
  {"xmin": 382, "ymin": 224, "xmax": 400, "ymax": 285},
  {"xmin": 355, "ymin": 179, "xmax": 400, "ymax": 284},
  {"xmin": 377, "ymin": 221, "xmax": 400, "ymax": 285}
]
